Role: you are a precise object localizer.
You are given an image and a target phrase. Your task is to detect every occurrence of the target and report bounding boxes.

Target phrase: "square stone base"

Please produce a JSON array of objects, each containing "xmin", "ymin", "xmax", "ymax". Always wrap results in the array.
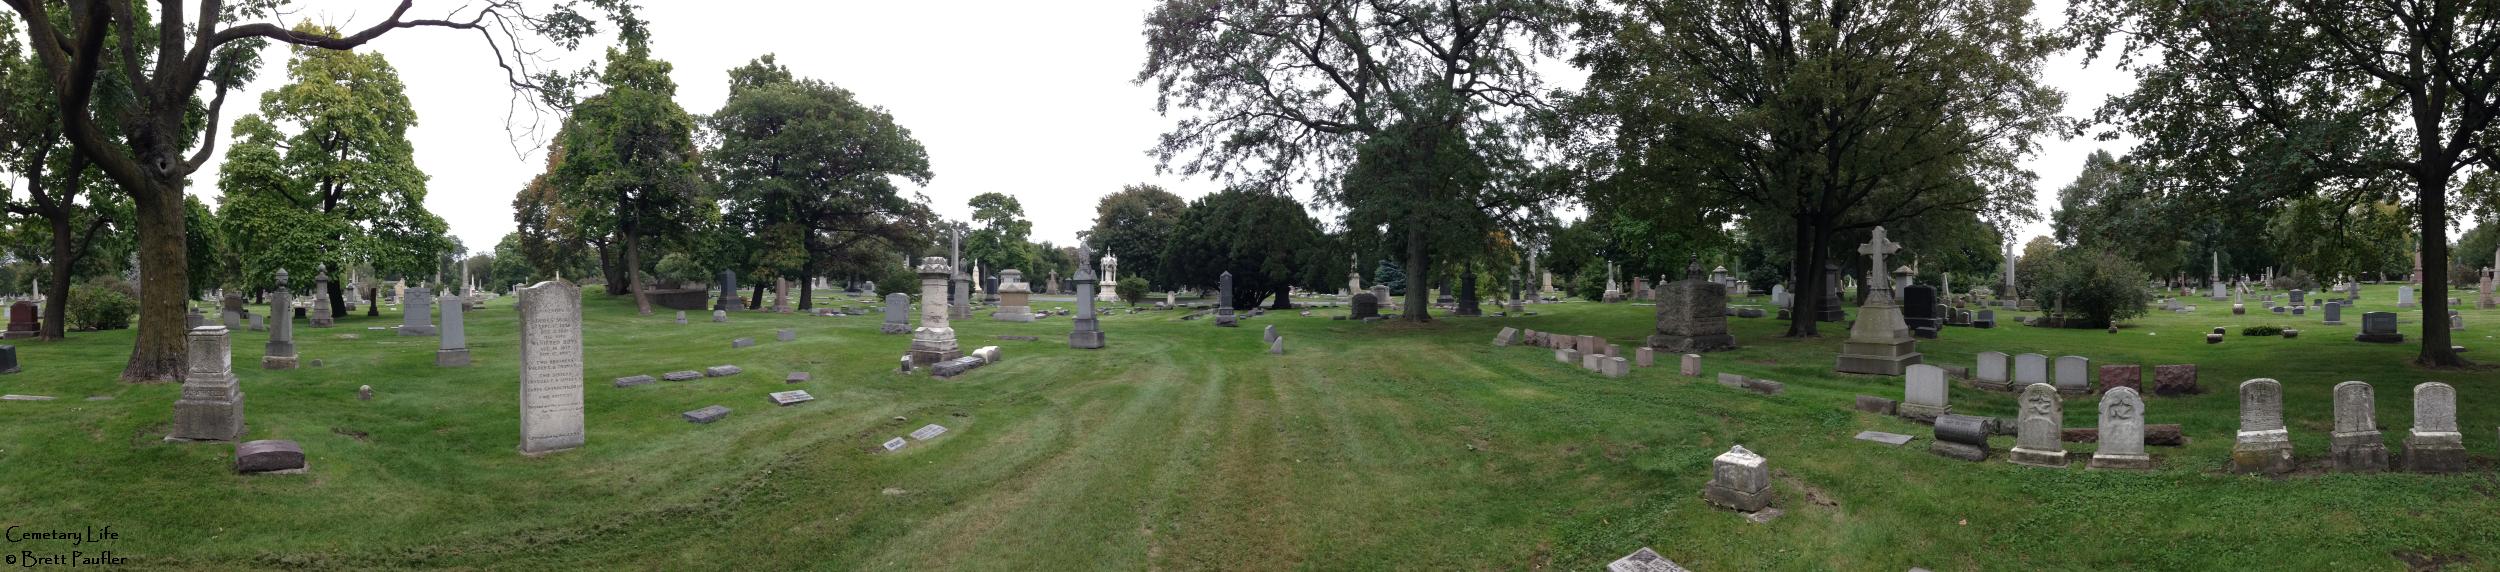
[
  {"xmin": 1835, "ymin": 350, "xmax": 1922, "ymax": 376},
  {"xmin": 399, "ymin": 325, "xmax": 436, "ymax": 336},
  {"xmin": 1646, "ymin": 333, "xmax": 1736, "ymax": 354},
  {"xmin": 2231, "ymin": 439, "xmax": 2297, "ymax": 474},
  {"xmin": 2088, "ymin": 452, "xmax": 2153, "ymax": 470},
  {"xmin": 880, "ymin": 323, "xmax": 911, "ymax": 334},
  {"xmin": 993, "ymin": 308, "xmax": 1036, "ymax": 322},
  {"xmin": 1703, "ymin": 484, "xmax": 1772, "ymax": 512},
  {"xmin": 2010, "ymin": 446, "xmax": 2069, "ymax": 468},
  {"xmin": 436, "ymin": 349, "xmax": 472, "ymax": 367},
  {"xmin": 2403, "ymin": 434, "xmax": 2467, "ymax": 473},
  {"xmin": 1069, "ymin": 330, "xmax": 1105, "ymax": 349},
  {"xmin": 1931, "ymin": 440, "xmax": 1987, "ymax": 461},
  {"xmin": 2329, "ymin": 432, "xmax": 2388, "ymax": 473},
  {"xmin": 262, "ymin": 356, "xmax": 298, "ymax": 370},
  {"xmin": 1973, "ymin": 379, "xmax": 2012, "ymax": 392},
  {"xmin": 170, "ymin": 395, "xmax": 245, "ymax": 442},
  {"xmin": 910, "ymin": 348, "xmax": 962, "ymax": 367}
]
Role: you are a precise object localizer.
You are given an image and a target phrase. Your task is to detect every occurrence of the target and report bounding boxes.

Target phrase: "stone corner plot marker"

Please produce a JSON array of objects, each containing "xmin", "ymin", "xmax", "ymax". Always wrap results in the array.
[{"xmin": 517, "ymin": 280, "xmax": 586, "ymax": 456}]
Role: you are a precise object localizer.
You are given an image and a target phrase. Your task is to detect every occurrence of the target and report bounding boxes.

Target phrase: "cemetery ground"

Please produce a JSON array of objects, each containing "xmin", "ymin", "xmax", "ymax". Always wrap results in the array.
[{"xmin": 4, "ymin": 286, "xmax": 2498, "ymax": 570}]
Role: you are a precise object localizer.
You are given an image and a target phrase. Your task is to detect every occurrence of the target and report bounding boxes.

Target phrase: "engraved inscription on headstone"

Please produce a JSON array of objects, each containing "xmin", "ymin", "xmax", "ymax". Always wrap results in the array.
[
  {"xmin": 910, "ymin": 424, "xmax": 948, "ymax": 440},
  {"xmin": 517, "ymin": 280, "xmax": 585, "ymax": 455}
]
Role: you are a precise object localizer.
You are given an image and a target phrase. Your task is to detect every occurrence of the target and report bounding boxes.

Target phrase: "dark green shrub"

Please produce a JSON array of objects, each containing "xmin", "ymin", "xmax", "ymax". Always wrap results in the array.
[{"xmin": 68, "ymin": 280, "xmax": 137, "ymax": 331}]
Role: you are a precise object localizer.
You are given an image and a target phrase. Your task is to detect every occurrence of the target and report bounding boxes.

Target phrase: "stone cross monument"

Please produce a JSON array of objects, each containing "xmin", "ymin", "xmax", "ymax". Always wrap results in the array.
[{"xmin": 1836, "ymin": 227, "xmax": 1922, "ymax": 375}]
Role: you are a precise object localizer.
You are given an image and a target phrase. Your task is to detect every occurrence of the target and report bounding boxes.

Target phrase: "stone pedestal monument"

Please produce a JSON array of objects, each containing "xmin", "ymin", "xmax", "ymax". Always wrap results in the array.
[
  {"xmin": 263, "ymin": 269, "xmax": 297, "ymax": 370},
  {"xmin": 1601, "ymin": 262, "xmax": 1624, "ymax": 303},
  {"xmin": 1213, "ymin": 271, "xmax": 1239, "ymax": 327},
  {"xmin": 715, "ymin": 270, "xmax": 740, "ymax": 312},
  {"xmin": 994, "ymin": 269, "xmax": 1035, "ymax": 322},
  {"xmin": 911, "ymin": 257, "xmax": 963, "ymax": 366},
  {"xmin": 1647, "ymin": 260, "xmax": 1735, "ymax": 353},
  {"xmin": 310, "ymin": 270, "xmax": 334, "ymax": 327},
  {"xmin": 1069, "ymin": 248, "xmax": 1106, "ymax": 349},
  {"xmin": 1835, "ymin": 228, "xmax": 1922, "ymax": 375},
  {"xmin": 169, "ymin": 326, "xmax": 245, "ymax": 442},
  {"xmin": 1096, "ymin": 254, "xmax": 1122, "ymax": 302}
]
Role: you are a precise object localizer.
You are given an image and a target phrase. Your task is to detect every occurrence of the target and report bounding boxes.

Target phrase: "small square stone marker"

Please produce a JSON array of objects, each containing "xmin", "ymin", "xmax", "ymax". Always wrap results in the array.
[
  {"xmin": 731, "ymin": 337, "xmax": 755, "ymax": 349},
  {"xmin": 704, "ymin": 365, "xmax": 743, "ymax": 377},
  {"xmin": 1606, "ymin": 547, "xmax": 1691, "ymax": 572},
  {"xmin": 683, "ymin": 405, "xmax": 732, "ymax": 424},
  {"xmin": 910, "ymin": 424, "xmax": 948, "ymax": 440},
  {"xmin": 882, "ymin": 437, "xmax": 908, "ymax": 452},
  {"xmin": 768, "ymin": 390, "xmax": 815, "ymax": 406},
  {"xmin": 613, "ymin": 375, "xmax": 656, "ymax": 388},
  {"xmin": 1853, "ymin": 430, "xmax": 1915, "ymax": 446},
  {"xmin": 785, "ymin": 372, "xmax": 810, "ymax": 384},
  {"xmin": 663, "ymin": 370, "xmax": 702, "ymax": 382}
]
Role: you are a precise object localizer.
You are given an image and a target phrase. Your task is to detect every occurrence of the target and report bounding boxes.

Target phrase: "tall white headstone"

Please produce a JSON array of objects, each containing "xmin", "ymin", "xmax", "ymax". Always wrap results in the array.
[{"xmin": 517, "ymin": 280, "xmax": 585, "ymax": 455}]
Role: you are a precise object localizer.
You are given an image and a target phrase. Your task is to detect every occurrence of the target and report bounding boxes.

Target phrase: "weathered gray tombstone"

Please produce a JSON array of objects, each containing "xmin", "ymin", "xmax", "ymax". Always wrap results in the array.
[
  {"xmin": 1931, "ymin": 414, "xmax": 1990, "ymax": 461},
  {"xmin": 2009, "ymin": 384, "xmax": 2068, "ymax": 467},
  {"xmin": 436, "ymin": 294, "xmax": 469, "ymax": 367},
  {"xmin": 2329, "ymin": 381, "xmax": 2388, "ymax": 472},
  {"xmin": 1899, "ymin": 364, "xmax": 1951, "ymax": 421},
  {"xmin": 1213, "ymin": 271, "xmax": 1239, "ymax": 327},
  {"xmin": 1680, "ymin": 353, "xmax": 1701, "ymax": 377},
  {"xmin": 1493, "ymin": 327, "xmax": 1519, "ymax": 347},
  {"xmin": 2053, "ymin": 356, "xmax": 2091, "ymax": 395},
  {"xmin": 2013, "ymin": 353, "xmax": 2049, "ymax": 388},
  {"xmin": 684, "ymin": 405, "xmax": 732, "ymax": 424},
  {"xmin": 1269, "ymin": 336, "xmax": 1285, "ymax": 355},
  {"xmin": 776, "ymin": 329, "xmax": 795, "ymax": 342},
  {"xmin": 517, "ymin": 280, "xmax": 586, "ymax": 455},
  {"xmin": 2403, "ymin": 382, "xmax": 2466, "ymax": 473},
  {"xmin": 263, "ymin": 269, "xmax": 298, "ymax": 370},
  {"xmin": 0, "ymin": 344, "xmax": 18, "ymax": 374},
  {"xmin": 1606, "ymin": 547, "xmax": 1691, "ymax": 572},
  {"xmin": 2230, "ymin": 378, "xmax": 2295, "ymax": 474},
  {"xmin": 1069, "ymin": 247, "xmax": 1106, "ymax": 349},
  {"xmin": 730, "ymin": 337, "xmax": 754, "ymax": 349},
  {"xmin": 1649, "ymin": 260, "xmax": 1737, "ymax": 353},
  {"xmin": 2089, "ymin": 387, "xmax": 2153, "ymax": 469},
  {"xmin": 911, "ymin": 257, "xmax": 963, "ymax": 366},
  {"xmin": 168, "ymin": 326, "xmax": 245, "ymax": 442},
  {"xmin": 399, "ymin": 286, "xmax": 436, "ymax": 336},
  {"xmin": 2356, "ymin": 311, "xmax": 2404, "ymax": 343},
  {"xmin": 675, "ymin": 310, "xmax": 688, "ymax": 325},
  {"xmin": 2322, "ymin": 301, "xmax": 2343, "ymax": 325},
  {"xmin": 1265, "ymin": 324, "xmax": 1280, "ymax": 344},
  {"xmin": 1701, "ymin": 445, "xmax": 1772, "ymax": 512},
  {"xmin": 1975, "ymin": 351, "xmax": 2011, "ymax": 390},
  {"xmin": 712, "ymin": 309, "xmax": 727, "ymax": 323},
  {"xmin": 881, "ymin": 293, "xmax": 912, "ymax": 334},
  {"xmin": 715, "ymin": 269, "xmax": 740, "ymax": 312}
]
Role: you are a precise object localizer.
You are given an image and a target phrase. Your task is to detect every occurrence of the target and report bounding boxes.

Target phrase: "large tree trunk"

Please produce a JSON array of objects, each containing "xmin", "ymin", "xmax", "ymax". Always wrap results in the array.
[
  {"xmin": 326, "ymin": 262, "xmax": 347, "ymax": 319},
  {"xmin": 40, "ymin": 215, "xmax": 75, "ymax": 341},
  {"xmin": 1784, "ymin": 219, "xmax": 1826, "ymax": 338},
  {"xmin": 2417, "ymin": 166, "xmax": 2465, "ymax": 366},
  {"xmin": 1401, "ymin": 225, "xmax": 1431, "ymax": 322},
  {"xmin": 124, "ymin": 175, "xmax": 188, "ymax": 382},
  {"xmin": 749, "ymin": 281, "xmax": 767, "ymax": 310},
  {"xmin": 623, "ymin": 228, "xmax": 652, "ymax": 315},
  {"xmin": 797, "ymin": 258, "xmax": 816, "ymax": 310},
  {"xmin": 1268, "ymin": 286, "xmax": 1292, "ymax": 310}
]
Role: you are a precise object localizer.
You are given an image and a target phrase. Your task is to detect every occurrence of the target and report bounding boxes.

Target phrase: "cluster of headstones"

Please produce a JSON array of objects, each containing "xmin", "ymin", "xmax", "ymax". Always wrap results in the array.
[
  {"xmin": 1972, "ymin": 352, "xmax": 2113, "ymax": 395},
  {"xmin": 1929, "ymin": 384, "xmax": 2160, "ymax": 469},
  {"xmin": 2236, "ymin": 379, "xmax": 2469, "ymax": 474},
  {"xmin": 1505, "ymin": 328, "xmax": 1633, "ymax": 378}
]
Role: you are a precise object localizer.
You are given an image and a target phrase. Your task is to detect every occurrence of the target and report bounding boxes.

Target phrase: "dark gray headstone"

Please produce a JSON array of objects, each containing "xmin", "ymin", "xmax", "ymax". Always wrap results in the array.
[
  {"xmin": 2356, "ymin": 311, "xmax": 2404, "ymax": 343},
  {"xmin": 235, "ymin": 440, "xmax": 306, "ymax": 474},
  {"xmin": 0, "ymin": 345, "xmax": 17, "ymax": 374}
]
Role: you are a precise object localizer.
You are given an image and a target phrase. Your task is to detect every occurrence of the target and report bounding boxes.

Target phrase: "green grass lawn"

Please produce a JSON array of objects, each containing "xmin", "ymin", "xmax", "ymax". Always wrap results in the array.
[{"xmin": 3, "ymin": 283, "xmax": 2496, "ymax": 570}]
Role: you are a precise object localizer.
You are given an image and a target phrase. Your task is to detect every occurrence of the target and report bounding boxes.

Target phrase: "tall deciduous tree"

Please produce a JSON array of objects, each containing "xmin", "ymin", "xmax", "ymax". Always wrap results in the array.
[
  {"xmin": 1140, "ymin": 0, "xmax": 1569, "ymax": 322},
  {"xmin": 963, "ymin": 192, "xmax": 1033, "ymax": 277},
  {"xmin": 708, "ymin": 54, "xmax": 932, "ymax": 310},
  {"xmin": 2, "ymin": 0, "xmax": 632, "ymax": 380},
  {"xmin": 216, "ymin": 26, "xmax": 449, "ymax": 318},
  {"xmin": 551, "ymin": 41, "xmax": 706, "ymax": 315},
  {"xmin": 1083, "ymin": 184, "xmax": 1184, "ymax": 289},
  {"xmin": 1569, "ymin": 0, "xmax": 2061, "ymax": 337},
  {"xmin": 2069, "ymin": 0, "xmax": 2500, "ymax": 366},
  {"xmin": 1162, "ymin": 187, "xmax": 1325, "ymax": 309},
  {"xmin": 0, "ymin": 11, "xmax": 133, "ymax": 340}
]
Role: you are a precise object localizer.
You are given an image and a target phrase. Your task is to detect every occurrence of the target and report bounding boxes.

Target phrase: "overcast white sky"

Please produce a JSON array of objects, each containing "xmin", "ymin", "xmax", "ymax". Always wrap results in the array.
[{"xmin": 178, "ymin": 0, "xmax": 2133, "ymax": 255}]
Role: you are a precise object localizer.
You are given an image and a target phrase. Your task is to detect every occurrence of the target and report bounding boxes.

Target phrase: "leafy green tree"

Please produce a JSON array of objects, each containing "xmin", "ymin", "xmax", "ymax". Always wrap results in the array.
[
  {"xmin": 215, "ymin": 27, "xmax": 450, "ymax": 318},
  {"xmin": 2069, "ymin": 0, "xmax": 2500, "ymax": 366},
  {"xmin": 181, "ymin": 196, "xmax": 221, "ymax": 301},
  {"xmin": 709, "ymin": 55, "xmax": 933, "ymax": 310},
  {"xmin": 1115, "ymin": 276, "xmax": 1149, "ymax": 307},
  {"xmin": 4, "ymin": 0, "xmax": 633, "ymax": 380},
  {"xmin": 1160, "ymin": 188, "xmax": 1325, "ymax": 309},
  {"xmin": 551, "ymin": 42, "xmax": 708, "ymax": 315},
  {"xmin": 964, "ymin": 192, "xmax": 1035, "ymax": 277},
  {"xmin": 1372, "ymin": 260, "xmax": 1407, "ymax": 296},
  {"xmin": 0, "ymin": 11, "xmax": 139, "ymax": 339},
  {"xmin": 1570, "ymin": 0, "xmax": 2060, "ymax": 337},
  {"xmin": 486, "ymin": 233, "xmax": 539, "ymax": 292},
  {"xmin": 1140, "ymin": 0, "xmax": 1569, "ymax": 322},
  {"xmin": 2032, "ymin": 249, "xmax": 2151, "ymax": 329},
  {"xmin": 1083, "ymin": 184, "xmax": 1184, "ymax": 289}
]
